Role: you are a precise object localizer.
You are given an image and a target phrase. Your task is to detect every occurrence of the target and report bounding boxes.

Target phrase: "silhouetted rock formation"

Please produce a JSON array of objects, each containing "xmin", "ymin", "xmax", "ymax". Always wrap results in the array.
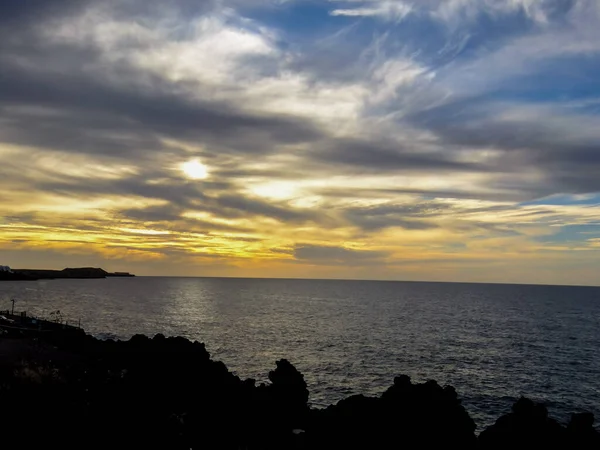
[
  {"xmin": 106, "ymin": 271, "xmax": 135, "ymax": 277},
  {"xmin": 9, "ymin": 267, "xmax": 135, "ymax": 280},
  {"xmin": 305, "ymin": 374, "xmax": 477, "ymax": 449},
  {"xmin": 567, "ymin": 413, "xmax": 600, "ymax": 449},
  {"xmin": 0, "ymin": 270, "xmax": 36, "ymax": 281},
  {"xmin": 479, "ymin": 397, "xmax": 600, "ymax": 449},
  {"xmin": 13, "ymin": 267, "xmax": 109, "ymax": 279},
  {"xmin": 0, "ymin": 331, "xmax": 597, "ymax": 450}
]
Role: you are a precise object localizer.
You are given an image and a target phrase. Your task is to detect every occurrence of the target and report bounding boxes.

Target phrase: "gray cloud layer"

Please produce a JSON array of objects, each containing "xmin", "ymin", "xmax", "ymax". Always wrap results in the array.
[
  {"xmin": 1, "ymin": 0, "xmax": 598, "ymax": 201},
  {"xmin": 294, "ymin": 244, "xmax": 389, "ymax": 264}
]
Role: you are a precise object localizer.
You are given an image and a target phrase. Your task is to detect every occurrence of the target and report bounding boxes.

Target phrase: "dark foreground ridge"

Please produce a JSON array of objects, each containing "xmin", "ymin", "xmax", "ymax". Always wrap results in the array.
[{"xmin": 0, "ymin": 330, "xmax": 597, "ymax": 449}]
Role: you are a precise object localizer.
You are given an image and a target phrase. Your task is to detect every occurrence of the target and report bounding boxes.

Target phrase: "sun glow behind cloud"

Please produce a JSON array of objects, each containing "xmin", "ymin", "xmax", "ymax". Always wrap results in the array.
[
  {"xmin": 0, "ymin": 0, "xmax": 599, "ymax": 284},
  {"xmin": 181, "ymin": 160, "xmax": 209, "ymax": 180}
]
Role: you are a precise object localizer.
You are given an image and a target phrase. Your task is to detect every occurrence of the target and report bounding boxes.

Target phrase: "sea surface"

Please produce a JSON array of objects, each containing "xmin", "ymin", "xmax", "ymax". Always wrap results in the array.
[{"xmin": 1, "ymin": 277, "xmax": 599, "ymax": 430}]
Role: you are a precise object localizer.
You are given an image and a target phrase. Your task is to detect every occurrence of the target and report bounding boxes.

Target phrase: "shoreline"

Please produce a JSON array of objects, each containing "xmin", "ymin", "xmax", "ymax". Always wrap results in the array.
[{"xmin": 0, "ymin": 327, "xmax": 597, "ymax": 449}]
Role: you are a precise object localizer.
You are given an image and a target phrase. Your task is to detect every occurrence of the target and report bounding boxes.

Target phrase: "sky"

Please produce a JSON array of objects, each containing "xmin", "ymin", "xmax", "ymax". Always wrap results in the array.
[{"xmin": 1, "ymin": 0, "xmax": 599, "ymax": 285}]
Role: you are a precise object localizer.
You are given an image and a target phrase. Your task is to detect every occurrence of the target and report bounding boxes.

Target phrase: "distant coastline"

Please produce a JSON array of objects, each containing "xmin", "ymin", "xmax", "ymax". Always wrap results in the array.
[{"xmin": 0, "ymin": 267, "xmax": 135, "ymax": 281}]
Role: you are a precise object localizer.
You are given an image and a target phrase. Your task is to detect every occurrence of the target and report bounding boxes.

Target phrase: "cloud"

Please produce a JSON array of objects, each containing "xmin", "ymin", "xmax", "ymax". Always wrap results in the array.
[
  {"xmin": 328, "ymin": 0, "xmax": 579, "ymax": 24},
  {"xmin": 33, "ymin": 169, "xmax": 323, "ymax": 226},
  {"xmin": 342, "ymin": 203, "xmax": 441, "ymax": 231},
  {"xmin": 293, "ymin": 244, "xmax": 390, "ymax": 264},
  {"xmin": 312, "ymin": 136, "xmax": 488, "ymax": 174},
  {"xmin": 0, "ymin": 64, "xmax": 324, "ymax": 159},
  {"xmin": 330, "ymin": 1, "xmax": 413, "ymax": 19},
  {"xmin": 407, "ymin": 100, "xmax": 600, "ymax": 197}
]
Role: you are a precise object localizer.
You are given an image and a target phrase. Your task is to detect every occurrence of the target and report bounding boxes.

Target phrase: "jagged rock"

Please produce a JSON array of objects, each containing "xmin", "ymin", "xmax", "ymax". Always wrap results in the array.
[
  {"xmin": 567, "ymin": 413, "xmax": 600, "ymax": 449},
  {"xmin": 479, "ymin": 397, "xmax": 566, "ymax": 449},
  {"xmin": 305, "ymin": 375, "xmax": 477, "ymax": 449},
  {"xmin": 1, "ymin": 333, "xmax": 597, "ymax": 450},
  {"xmin": 268, "ymin": 358, "xmax": 310, "ymax": 406}
]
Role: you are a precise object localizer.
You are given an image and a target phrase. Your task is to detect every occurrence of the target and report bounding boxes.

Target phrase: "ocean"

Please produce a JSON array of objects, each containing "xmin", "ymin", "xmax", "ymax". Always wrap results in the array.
[{"xmin": 1, "ymin": 277, "xmax": 599, "ymax": 430}]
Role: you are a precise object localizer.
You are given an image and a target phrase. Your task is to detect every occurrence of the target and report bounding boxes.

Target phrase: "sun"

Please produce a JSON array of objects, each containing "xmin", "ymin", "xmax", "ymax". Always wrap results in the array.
[{"xmin": 181, "ymin": 159, "xmax": 208, "ymax": 180}]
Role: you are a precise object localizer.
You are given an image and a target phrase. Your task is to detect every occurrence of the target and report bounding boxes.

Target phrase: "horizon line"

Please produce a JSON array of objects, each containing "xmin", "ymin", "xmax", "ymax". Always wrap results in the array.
[{"xmin": 135, "ymin": 275, "xmax": 600, "ymax": 289}]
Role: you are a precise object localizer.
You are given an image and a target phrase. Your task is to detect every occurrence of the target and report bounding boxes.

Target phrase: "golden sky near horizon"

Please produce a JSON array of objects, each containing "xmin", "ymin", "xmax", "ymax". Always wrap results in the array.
[{"xmin": 1, "ymin": 1, "xmax": 600, "ymax": 285}]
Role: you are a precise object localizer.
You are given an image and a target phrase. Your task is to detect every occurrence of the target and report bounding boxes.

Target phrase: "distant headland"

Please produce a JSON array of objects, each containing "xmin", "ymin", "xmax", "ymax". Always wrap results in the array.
[{"xmin": 0, "ymin": 266, "xmax": 135, "ymax": 281}]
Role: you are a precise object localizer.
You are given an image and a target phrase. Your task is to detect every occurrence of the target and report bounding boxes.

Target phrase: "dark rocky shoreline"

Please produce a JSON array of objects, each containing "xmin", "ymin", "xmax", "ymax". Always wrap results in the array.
[{"xmin": 0, "ymin": 330, "xmax": 597, "ymax": 449}]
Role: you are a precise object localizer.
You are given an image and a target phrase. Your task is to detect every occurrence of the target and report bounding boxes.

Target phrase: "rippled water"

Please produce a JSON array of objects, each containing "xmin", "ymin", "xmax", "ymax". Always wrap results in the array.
[{"xmin": 1, "ymin": 277, "xmax": 599, "ymax": 430}]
